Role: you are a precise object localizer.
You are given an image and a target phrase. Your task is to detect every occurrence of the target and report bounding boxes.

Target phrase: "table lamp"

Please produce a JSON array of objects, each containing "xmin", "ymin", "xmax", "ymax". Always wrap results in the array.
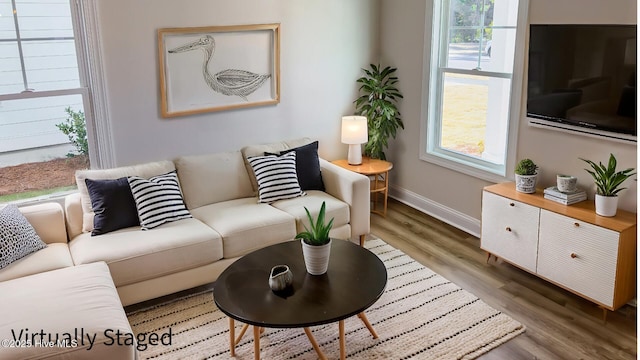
[{"xmin": 341, "ymin": 116, "xmax": 368, "ymax": 165}]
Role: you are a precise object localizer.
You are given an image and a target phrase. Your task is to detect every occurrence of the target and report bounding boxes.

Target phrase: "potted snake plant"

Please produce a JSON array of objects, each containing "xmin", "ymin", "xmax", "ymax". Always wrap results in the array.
[
  {"xmin": 295, "ymin": 201, "xmax": 334, "ymax": 275},
  {"xmin": 581, "ymin": 154, "xmax": 636, "ymax": 217}
]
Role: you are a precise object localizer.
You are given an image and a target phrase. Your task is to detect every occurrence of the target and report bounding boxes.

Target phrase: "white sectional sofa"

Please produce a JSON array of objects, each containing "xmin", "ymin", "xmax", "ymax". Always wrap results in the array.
[
  {"xmin": 2, "ymin": 138, "xmax": 370, "ymax": 306},
  {"xmin": 0, "ymin": 138, "xmax": 369, "ymax": 359}
]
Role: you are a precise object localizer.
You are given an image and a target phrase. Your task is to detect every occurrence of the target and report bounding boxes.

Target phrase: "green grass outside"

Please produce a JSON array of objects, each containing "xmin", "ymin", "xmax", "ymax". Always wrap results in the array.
[
  {"xmin": 441, "ymin": 74, "xmax": 488, "ymax": 156},
  {"xmin": 0, "ymin": 185, "xmax": 77, "ymax": 203}
]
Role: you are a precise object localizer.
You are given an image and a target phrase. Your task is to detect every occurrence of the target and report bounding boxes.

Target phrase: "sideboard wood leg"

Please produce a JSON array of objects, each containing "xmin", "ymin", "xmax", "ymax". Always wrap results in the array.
[
  {"xmin": 486, "ymin": 252, "xmax": 492, "ymax": 264},
  {"xmin": 600, "ymin": 306, "xmax": 609, "ymax": 324}
]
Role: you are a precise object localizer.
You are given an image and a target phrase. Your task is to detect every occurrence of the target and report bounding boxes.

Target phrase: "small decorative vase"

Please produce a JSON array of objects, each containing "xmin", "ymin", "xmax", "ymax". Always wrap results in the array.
[
  {"xmin": 515, "ymin": 173, "xmax": 537, "ymax": 193},
  {"xmin": 301, "ymin": 239, "xmax": 332, "ymax": 275},
  {"xmin": 595, "ymin": 194, "xmax": 618, "ymax": 217},
  {"xmin": 269, "ymin": 265, "xmax": 293, "ymax": 292}
]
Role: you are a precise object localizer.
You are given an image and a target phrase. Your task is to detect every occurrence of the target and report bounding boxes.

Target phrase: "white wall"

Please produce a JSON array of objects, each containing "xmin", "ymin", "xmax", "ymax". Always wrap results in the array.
[
  {"xmin": 380, "ymin": 0, "xmax": 637, "ymax": 232},
  {"xmin": 95, "ymin": 0, "xmax": 379, "ymax": 165}
]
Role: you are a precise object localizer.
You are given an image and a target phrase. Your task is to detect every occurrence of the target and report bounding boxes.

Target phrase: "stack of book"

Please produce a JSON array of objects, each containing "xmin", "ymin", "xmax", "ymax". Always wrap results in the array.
[{"xmin": 543, "ymin": 186, "xmax": 587, "ymax": 205}]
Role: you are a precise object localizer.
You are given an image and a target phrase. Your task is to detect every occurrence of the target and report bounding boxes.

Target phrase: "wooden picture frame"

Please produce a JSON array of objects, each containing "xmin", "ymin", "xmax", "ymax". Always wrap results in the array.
[{"xmin": 158, "ymin": 24, "xmax": 280, "ymax": 118}]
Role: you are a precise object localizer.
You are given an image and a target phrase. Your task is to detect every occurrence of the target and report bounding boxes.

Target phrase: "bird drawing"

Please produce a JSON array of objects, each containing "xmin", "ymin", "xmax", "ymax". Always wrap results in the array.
[{"xmin": 168, "ymin": 35, "xmax": 271, "ymax": 101}]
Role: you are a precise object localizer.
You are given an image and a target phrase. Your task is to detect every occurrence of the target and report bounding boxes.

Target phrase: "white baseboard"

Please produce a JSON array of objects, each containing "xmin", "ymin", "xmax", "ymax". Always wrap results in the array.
[{"xmin": 388, "ymin": 184, "xmax": 481, "ymax": 238}]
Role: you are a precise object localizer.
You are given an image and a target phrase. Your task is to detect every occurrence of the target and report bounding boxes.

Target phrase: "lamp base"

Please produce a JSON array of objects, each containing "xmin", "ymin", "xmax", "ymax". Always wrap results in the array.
[{"xmin": 347, "ymin": 144, "xmax": 363, "ymax": 165}]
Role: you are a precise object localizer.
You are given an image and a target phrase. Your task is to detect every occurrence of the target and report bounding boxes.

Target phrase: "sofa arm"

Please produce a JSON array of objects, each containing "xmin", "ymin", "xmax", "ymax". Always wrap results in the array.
[
  {"xmin": 19, "ymin": 202, "xmax": 67, "ymax": 244},
  {"xmin": 320, "ymin": 159, "xmax": 370, "ymax": 239},
  {"xmin": 64, "ymin": 192, "xmax": 84, "ymax": 240}
]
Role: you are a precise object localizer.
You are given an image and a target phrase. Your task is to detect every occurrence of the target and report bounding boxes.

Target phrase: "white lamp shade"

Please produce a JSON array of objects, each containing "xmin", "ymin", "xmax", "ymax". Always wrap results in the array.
[{"xmin": 341, "ymin": 116, "xmax": 368, "ymax": 144}]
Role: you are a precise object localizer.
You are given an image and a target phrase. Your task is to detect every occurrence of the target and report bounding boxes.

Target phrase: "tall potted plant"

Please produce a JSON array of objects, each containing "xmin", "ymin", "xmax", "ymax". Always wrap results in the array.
[
  {"xmin": 295, "ymin": 201, "xmax": 334, "ymax": 275},
  {"xmin": 515, "ymin": 158, "xmax": 538, "ymax": 193},
  {"xmin": 354, "ymin": 64, "xmax": 404, "ymax": 160},
  {"xmin": 581, "ymin": 154, "xmax": 636, "ymax": 217}
]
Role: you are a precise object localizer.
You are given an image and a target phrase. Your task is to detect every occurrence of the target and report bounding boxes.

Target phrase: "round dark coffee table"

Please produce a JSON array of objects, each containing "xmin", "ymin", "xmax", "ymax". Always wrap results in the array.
[{"xmin": 213, "ymin": 239, "xmax": 387, "ymax": 360}]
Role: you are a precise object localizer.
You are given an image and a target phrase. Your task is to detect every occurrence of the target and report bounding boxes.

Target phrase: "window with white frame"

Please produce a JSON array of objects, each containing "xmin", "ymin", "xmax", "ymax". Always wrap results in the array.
[
  {"xmin": 421, "ymin": 0, "xmax": 528, "ymax": 181},
  {"xmin": 0, "ymin": 0, "xmax": 95, "ymax": 202}
]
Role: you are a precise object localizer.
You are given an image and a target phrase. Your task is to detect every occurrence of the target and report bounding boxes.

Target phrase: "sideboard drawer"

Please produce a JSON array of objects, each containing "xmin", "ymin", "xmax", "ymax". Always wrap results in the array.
[
  {"xmin": 537, "ymin": 209, "xmax": 619, "ymax": 307},
  {"xmin": 481, "ymin": 191, "xmax": 540, "ymax": 272}
]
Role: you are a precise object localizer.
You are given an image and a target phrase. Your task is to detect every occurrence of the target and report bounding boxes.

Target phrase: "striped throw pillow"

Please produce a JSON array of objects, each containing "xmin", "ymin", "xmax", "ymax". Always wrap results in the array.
[
  {"xmin": 128, "ymin": 171, "xmax": 192, "ymax": 230},
  {"xmin": 248, "ymin": 152, "xmax": 305, "ymax": 203}
]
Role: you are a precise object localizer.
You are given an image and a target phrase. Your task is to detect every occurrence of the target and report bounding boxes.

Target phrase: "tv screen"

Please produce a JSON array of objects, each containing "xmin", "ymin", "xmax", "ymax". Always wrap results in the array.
[{"xmin": 527, "ymin": 24, "xmax": 637, "ymax": 137}]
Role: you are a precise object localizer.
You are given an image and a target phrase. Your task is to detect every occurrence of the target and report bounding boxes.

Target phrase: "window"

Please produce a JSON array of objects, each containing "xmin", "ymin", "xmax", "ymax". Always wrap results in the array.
[
  {"xmin": 0, "ymin": 0, "xmax": 96, "ymax": 203},
  {"xmin": 421, "ymin": 0, "xmax": 528, "ymax": 181}
]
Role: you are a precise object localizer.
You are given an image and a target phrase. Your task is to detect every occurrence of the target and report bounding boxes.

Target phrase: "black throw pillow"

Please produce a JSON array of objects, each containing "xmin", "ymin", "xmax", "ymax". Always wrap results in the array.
[
  {"xmin": 85, "ymin": 177, "xmax": 140, "ymax": 236},
  {"xmin": 266, "ymin": 141, "xmax": 325, "ymax": 191}
]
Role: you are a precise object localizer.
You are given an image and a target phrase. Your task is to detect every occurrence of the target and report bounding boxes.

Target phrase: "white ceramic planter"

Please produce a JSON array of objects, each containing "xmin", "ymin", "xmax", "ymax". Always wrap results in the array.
[
  {"xmin": 515, "ymin": 174, "xmax": 538, "ymax": 193},
  {"xmin": 301, "ymin": 239, "xmax": 332, "ymax": 275},
  {"xmin": 595, "ymin": 194, "xmax": 618, "ymax": 217}
]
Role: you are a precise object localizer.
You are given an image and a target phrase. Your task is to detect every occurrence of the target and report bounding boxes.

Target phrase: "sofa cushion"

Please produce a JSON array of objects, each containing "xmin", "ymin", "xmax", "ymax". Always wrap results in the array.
[
  {"xmin": 271, "ymin": 190, "xmax": 350, "ymax": 236},
  {"xmin": 0, "ymin": 262, "xmax": 136, "ymax": 359},
  {"xmin": 19, "ymin": 202, "xmax": 68, "ymax": 244},
  {"xmin": 248, "ymin": 152, "xmax": 305, "ymax": 203},
  {"xmin": 0, "ymin": 204, "xmax": 47, "ymax": 270},
  {"xmin": 190, "ymin": 198, "xmax": 296, "ymax": 258},
  {"xmin": 241, "ymin": 137, "xmax": 313, "ymax": 194},
  {"xmin": 85, "ymin": 177, "xmax": 140, "ymax": 235},
  {"xmin": 69, "ymin": 218, "xmax": 222, "ymax": 287},
  {"xmin": 0, "ymin": 243, "xmax": 73, "ymax": 282},
  {"xmin": 76, "ymin": 160, "xmax": 176, "ymax": 233},
  {"xmin": 267, "ymin": 141, "xmax": 325, "ymax": 191},
  {"xmin": 128, "ymin": 171, "xmax": 192, "ymax": 230},
  {"xmin": 175, "ymin": 151, "xmax": 254, "ymax": 209}
]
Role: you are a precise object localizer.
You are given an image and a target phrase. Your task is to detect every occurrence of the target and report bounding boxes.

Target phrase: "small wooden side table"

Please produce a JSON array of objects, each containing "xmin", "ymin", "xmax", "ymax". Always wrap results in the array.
[{"xmin": 332, "ymin": 157, "xmax": 393, "ymax": 217}]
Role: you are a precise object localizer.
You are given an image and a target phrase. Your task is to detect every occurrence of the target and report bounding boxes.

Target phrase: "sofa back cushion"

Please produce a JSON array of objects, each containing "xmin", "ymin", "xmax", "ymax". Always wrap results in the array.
[
  {"xmin": 75, "ymin": 160, "xmax": 176, "ymax": 233},
  {"xmin": 174, "ymin": 151, "xmax": 254, "ymax": 209},
  {"xmin": 19, "ymin": 202, "xmax": 68, "ymax": 244},
  {"xmin": 241, "ymin": 138, "xmax": 312, "ymax": 194}
]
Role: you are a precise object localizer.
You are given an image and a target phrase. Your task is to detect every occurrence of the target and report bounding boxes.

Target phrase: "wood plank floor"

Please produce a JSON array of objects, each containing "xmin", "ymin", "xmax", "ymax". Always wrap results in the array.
[{"xmin": 371, "ymin": 199, "xmax": 637, "ymax": 360}]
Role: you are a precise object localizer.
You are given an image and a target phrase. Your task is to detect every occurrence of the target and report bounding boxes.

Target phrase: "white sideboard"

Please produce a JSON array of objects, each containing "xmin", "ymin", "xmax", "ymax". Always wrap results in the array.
[{"xmin": 481, "ymin": 182, "xmax": 637, "ymax": 311}]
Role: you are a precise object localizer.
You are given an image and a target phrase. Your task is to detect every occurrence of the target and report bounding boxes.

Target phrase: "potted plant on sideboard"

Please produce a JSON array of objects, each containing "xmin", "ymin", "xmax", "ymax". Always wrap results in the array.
[
  {"xmin": 295, "ymin": 201, "xmax": 334, "ymax": 275},
  {"xmin": 515, "ymin": 158, "xmax": 538, "ymax": 193},
  {"xmin": 581, "ymin": 153, "xmax": 636, "ymax": 217}
]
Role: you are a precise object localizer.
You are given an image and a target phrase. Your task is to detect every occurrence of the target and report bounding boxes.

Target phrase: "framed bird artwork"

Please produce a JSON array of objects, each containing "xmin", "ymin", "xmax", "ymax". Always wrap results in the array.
[{"xmin": 158, "ymin": 23, "xmax": 280, "ymax": 117}]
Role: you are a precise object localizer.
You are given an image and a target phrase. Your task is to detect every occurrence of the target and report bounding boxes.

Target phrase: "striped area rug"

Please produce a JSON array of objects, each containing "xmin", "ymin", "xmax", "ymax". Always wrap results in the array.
[{"xmin": 127, "ymin": 239, "xmax": 525, "ymax": 359}]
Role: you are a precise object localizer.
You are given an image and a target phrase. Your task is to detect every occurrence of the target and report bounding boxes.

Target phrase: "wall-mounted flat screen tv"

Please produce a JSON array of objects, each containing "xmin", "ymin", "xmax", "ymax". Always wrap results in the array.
[{"xmin": 527, "ymin": 24, "xmax": 637, "ymax": 138}]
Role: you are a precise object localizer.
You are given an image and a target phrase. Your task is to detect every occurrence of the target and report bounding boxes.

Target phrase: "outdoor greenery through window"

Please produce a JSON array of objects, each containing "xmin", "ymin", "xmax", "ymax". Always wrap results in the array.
[
  {"xmin": 0, "ymin": 0, "xmax": 91, "ymax": 203},
  {"xmin": 423, "ymin": 0, "xmax": 527, "ymax": 180}
]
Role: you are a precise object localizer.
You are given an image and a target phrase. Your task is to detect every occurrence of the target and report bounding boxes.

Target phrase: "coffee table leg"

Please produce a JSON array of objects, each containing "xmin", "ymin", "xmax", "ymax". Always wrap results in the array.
[
  {"xmin": 253, "ymin": 326, "xmax": 260, "ymax": 360},
  {"xmin": 235, "ymin": 324, "xmax": 250, "ymax": 344},
  {"xmin": 358, "ymin": 312, "xmax": 378, "ymax": 339},
  {"xmin": 229, "ymin": 318, "xmax": 235, "ymax": 356},
  {"xmin": 303, "ymin": 327, "xmax": 327, "ymax": 360},
  {"xmin": 339, "ymin": 320, "xmax": 346, "ymax": 360}
]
